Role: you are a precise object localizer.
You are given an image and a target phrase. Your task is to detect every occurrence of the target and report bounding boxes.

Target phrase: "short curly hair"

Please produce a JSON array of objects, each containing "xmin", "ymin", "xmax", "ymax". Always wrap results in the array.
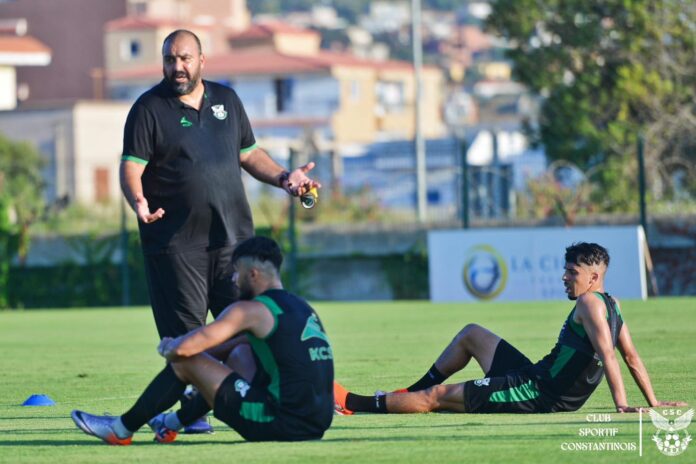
[
  {"xmin": 565, "ymin": 242, "xmax": 610, "ymax": 267},
  {"xmin": 232, "ymin": 236, "xmax": 283, "ymax": 272}
]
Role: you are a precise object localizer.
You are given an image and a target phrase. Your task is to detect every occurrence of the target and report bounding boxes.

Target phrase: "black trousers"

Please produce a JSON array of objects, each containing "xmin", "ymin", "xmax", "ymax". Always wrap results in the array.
[{"xmin": 143, "ymin": 246, "xmax": 238, "ymax": 338}]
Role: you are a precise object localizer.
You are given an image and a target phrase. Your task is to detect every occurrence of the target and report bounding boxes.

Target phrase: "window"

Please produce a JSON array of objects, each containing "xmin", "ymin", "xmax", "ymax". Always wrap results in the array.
[
  {"xmin": 376, "ymin": 81, "xmax": 405, "ymax": 112},
  {"xmin": 94, "ymin": 168, "xmax": 110, "ymax": 203},
  {"xmin": 120, "ymin": 38, "xmax": 141, "ymax": 61},
  {"xmin": 350, "ymin": 80, "xmax": 361, "ymax": 101},
  {"xmin": 274, "ymin": 78, "xmax": 294, "ymax": 113}
]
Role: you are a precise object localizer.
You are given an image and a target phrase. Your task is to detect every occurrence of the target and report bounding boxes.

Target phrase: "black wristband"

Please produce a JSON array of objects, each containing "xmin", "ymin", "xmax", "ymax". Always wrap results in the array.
[{"xmin": 278, "ymin": 170, "xmax": 290, "ymax": 188}]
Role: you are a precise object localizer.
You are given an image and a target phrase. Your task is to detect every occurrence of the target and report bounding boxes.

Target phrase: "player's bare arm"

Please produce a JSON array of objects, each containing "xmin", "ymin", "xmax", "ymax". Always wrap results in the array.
[
  {"xmin": 119, "ymin": 160, "xmax": 164, "ymax": 223},
  {"xmin": 158, "ymin": 301, "xmax": 274, "ymax": 361},
  {"xmin": 205, "ymin": 333, "xmax": 249, "ymax": 361},
  {"xmin": 240, "ymin": 147, "xmax": 321, "ymax": 196},
  {"xmin": 616, "ymin": 316, "xmax": 687, "ymax": 409},
  {"xmin": 575, "ymin": 292, "xmax": 633, "ymax": 412}
]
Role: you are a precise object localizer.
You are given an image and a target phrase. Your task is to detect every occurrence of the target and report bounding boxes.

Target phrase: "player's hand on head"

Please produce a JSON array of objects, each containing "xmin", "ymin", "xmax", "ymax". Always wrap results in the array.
[{"xmin": 287, "ymin": 162, "xmax": 321, "ymax": 196}]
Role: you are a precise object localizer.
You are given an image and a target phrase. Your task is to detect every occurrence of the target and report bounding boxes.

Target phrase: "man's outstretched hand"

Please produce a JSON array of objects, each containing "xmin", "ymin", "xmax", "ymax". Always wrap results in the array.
[{"xmin": 284, "ymin": 162, "xmax": 322, "ymax": 197}]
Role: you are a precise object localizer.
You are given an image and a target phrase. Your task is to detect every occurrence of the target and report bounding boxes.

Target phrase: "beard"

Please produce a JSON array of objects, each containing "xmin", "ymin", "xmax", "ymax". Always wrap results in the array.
[
  {"xmin": 237, "ymin": 277, "xmax": 254, "ymax": 301},
  {"xmin": 238, "ymin": 287, "xmax": 254, "ymax": 301},
  {"xmin": 165, "ymin": 68, "xmax": 200, "ymax": 95}
]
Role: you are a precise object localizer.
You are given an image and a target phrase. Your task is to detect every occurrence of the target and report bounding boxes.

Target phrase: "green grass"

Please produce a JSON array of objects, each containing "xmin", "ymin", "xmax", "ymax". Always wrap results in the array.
[{"xmin": 1, "ymin": 298, "xmax": 694, "ymax": 463}]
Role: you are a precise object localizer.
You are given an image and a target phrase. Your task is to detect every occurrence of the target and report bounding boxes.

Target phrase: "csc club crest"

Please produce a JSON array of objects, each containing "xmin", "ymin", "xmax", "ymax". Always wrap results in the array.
[{"xmin": 649, "ymin": 408, "xmax": 693, "ymax": 456}]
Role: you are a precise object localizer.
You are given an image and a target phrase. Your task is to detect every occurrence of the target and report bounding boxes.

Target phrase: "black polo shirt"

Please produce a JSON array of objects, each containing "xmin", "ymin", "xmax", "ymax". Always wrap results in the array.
[{"xmin": 122, "ymin": 79, "xmax": 257, "ymax": 254}]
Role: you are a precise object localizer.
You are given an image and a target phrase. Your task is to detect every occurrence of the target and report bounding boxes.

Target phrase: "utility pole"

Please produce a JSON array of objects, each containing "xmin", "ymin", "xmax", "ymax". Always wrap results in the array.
[
  {"xmin": 460, "ymin": 137, "xmax": 470, "ymax": 228},
  {"xmin": 637, "ymin": 134, "xmax": 648, "ymax": 237},
  {"xmin": 412, "ymin": 0, "xmax": 426, "ymax": 223},
  {"xmin": 120, "ymin": 197, "xmax": 130, "ymax": 307},
  {"xmin": 287, "ymin": 148, "xmax": 298, "ymax": 293}
]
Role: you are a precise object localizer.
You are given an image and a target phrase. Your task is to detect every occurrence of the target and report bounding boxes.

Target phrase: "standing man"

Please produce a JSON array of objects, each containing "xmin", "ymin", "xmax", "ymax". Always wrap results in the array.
[
  {"xmin": 71, "ymin": 237, "xmax": 335, "ymax": 444},
  {"xmin": 334, "ymin": 242, "xmax": 685, "ymax": 415},
  {"xmin": 120, "ymin": 29, "xmax": 319, "ymax": 431}
]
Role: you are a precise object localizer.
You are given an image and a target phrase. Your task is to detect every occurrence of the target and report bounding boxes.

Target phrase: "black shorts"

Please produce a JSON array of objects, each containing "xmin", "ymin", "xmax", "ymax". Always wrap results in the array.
[
  {"xmin": 144, "ymin": 246, "xmax": 238, "ymax": 338},
  {"xmin": 463, "ymin": 339, "xmax": 547, "ymax": 413},
  {"xmin": 213, "ymin": 373, "xmax": 325, "ymax": 442}
]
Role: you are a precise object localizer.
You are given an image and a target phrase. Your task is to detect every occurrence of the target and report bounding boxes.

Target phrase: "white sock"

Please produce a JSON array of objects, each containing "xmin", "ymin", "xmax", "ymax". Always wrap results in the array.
[
  {"xmin": 163, "ymin": 412, "xmax": 183, "ymax": 431},
  {"xmin": 112, "ymin": 417, "xmax": 133, "ymax": 439}
]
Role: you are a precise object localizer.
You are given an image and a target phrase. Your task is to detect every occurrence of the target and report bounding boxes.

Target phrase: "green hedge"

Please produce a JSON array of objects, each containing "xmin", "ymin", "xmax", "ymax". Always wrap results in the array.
[{"xmin": 6, "ymin": 230, "xmax": 430, "ymax": 308}]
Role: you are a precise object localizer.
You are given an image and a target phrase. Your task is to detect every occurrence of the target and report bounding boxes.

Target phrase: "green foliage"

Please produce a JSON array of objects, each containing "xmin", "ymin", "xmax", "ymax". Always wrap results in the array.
[
  {"xmin": 33, "ymin": 202, "xmax": 138, "ymax": 236},
  {"xmin": 487, "ymin": 0, "xmax": 696, "ymax": 207},
  {"xmin": 381, "ymin": 246, "xmax": 429, "ymax": 299},
  {"xmin": 0, "ymin": 134, "xmax": 45, "ymax": 307},
  {"xmin": 8, "ymin": 232, "xmax": 149, "ymax": 309}
]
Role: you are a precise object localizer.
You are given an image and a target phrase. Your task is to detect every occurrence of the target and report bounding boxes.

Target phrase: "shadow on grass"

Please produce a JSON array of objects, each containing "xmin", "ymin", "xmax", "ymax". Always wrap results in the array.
[
  {"xmin": 330, "ymin": 419, "xmax": 638, "ymax": 431},
  {"xmin": 0, "ymin": 439, "xmax": 245, "ymax": 447},
  {"xmin": 0, "ymin": 433, "xmax": 567, "ymax": 447}
]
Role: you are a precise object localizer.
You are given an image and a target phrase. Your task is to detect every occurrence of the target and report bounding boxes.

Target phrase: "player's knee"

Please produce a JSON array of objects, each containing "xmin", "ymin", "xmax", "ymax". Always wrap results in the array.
[
  {"xmin": 169, "ymin": 355, "xmax": 198, "ymax": 382},
  {"xmin": 169, "ymin": 360, "xmax": 187, "ymax": 381},
  {"xmin": 456, "ymin": 323, "xmax": 482, "ymax": 347},
  {"xmin": 420, "ymin": 385, "xmax": 447, "ymax": 412},
  {"xmin": 226, "ymin": 343, "xmax": 251, "ymax": 365}
]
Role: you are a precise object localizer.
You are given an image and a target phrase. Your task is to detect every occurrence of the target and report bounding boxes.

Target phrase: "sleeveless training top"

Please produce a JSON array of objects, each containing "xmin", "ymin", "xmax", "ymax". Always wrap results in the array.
[{"xmin": 533, "ymin": 292, "xmax": 623, "ymax": 411}]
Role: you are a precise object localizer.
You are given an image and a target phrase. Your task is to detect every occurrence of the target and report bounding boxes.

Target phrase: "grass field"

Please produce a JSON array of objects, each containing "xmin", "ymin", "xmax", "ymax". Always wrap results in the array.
[{"xmin": 1, "ymin": 298, "xmax": 694, "ymax": 463}]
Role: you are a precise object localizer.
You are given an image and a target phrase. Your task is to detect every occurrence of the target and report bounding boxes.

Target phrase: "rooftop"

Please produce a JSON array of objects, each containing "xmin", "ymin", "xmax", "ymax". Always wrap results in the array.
[
  {"xmin": 0, "ymin": 35, "xmax": 51, "ymax": 65},
  {"xmin": 109, "ymin": 48, "xmax": 430, "ymax": 81}
]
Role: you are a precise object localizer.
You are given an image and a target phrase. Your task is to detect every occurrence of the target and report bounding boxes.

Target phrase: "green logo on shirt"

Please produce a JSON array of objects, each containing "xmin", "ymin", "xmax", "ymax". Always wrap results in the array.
[
  {"xmin": 301, "ymin": 314, "xmax": 329, "ymax": 344},
  {"xmin": 180, "ymin": 116, "xmax": 193, "ymax": 127}
]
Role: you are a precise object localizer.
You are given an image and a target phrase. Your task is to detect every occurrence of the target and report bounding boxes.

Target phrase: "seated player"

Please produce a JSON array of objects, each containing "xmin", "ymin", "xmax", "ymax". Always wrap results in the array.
[
  {"xmin": 71, "ymin": 237, "xmax": 334, "ymax": 444},
  {"xmin": 334, "ymin": 242, "xmax": 685, "ymax": 415}
]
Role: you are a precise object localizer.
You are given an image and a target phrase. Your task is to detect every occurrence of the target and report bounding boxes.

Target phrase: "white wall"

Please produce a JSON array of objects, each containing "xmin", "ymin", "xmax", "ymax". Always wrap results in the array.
[
  {"xmin": 0, "ymin": 66, "xmax": 17, "ymax": 110},
  {"xmin": 72, "ymin": 102, "xmax": 131, "ymax": 204}
]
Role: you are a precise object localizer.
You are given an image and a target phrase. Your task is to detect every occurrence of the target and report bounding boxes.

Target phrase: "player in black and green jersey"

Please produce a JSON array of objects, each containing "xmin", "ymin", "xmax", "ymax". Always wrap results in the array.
[
  {"xmin": 71, "ymin": 237, "xmax": 334, "ymax": 444},
  {"xmin": 335, "ymin": 242, "xmax": 685, "ymax": 415}
]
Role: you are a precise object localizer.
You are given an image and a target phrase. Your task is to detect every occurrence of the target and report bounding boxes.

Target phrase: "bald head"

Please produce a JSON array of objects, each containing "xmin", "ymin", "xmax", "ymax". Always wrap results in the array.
[{"xmin": 162, "ymin": 29, "xmax": 202, "ymax": 55}]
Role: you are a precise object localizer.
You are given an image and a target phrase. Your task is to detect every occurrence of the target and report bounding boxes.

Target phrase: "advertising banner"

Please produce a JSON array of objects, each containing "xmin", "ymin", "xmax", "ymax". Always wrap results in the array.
[{"xmin": 428, "ymin": 226, "xmax": 647, "ymax": 302}]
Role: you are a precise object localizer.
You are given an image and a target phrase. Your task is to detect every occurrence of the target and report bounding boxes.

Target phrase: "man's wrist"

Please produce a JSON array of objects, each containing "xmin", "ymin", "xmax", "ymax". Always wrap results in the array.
[
  {"xmin": 277, "ymin": 170, "xmax": 290, "ymax": 188},
  {"xmin": 132, "ymin": 195, "xmax": 145, "ymax": 209}
]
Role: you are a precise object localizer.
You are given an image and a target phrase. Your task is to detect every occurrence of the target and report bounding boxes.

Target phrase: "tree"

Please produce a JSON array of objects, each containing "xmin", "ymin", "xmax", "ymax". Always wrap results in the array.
[
  {"xmin": 0, "ymin": 134, "xmax": 44, "ymax": 307},
  {"xmin": 487, "ymin": 0, "xmax": 696, "ymax": 211}
]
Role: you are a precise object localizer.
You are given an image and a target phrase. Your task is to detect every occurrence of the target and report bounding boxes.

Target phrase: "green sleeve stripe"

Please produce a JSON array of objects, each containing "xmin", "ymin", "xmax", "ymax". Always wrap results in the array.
[
  {"xmin": 246, "ymin": 336, "xmax": 281, "ymax": 402},
  {"xmin": 567, "ymin": 309, "xmax": 586, "ymax": 338},
  {"xmin": 240, "ymin": 143, "xmax": 258, "ymax": 154},
  {"xmin": 121, "ymin": 155, "xmax": 148, "ymax": 165},
  {"xmin": 253, "ymin": 294, "xmax": 284, "ymax": 339}
]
